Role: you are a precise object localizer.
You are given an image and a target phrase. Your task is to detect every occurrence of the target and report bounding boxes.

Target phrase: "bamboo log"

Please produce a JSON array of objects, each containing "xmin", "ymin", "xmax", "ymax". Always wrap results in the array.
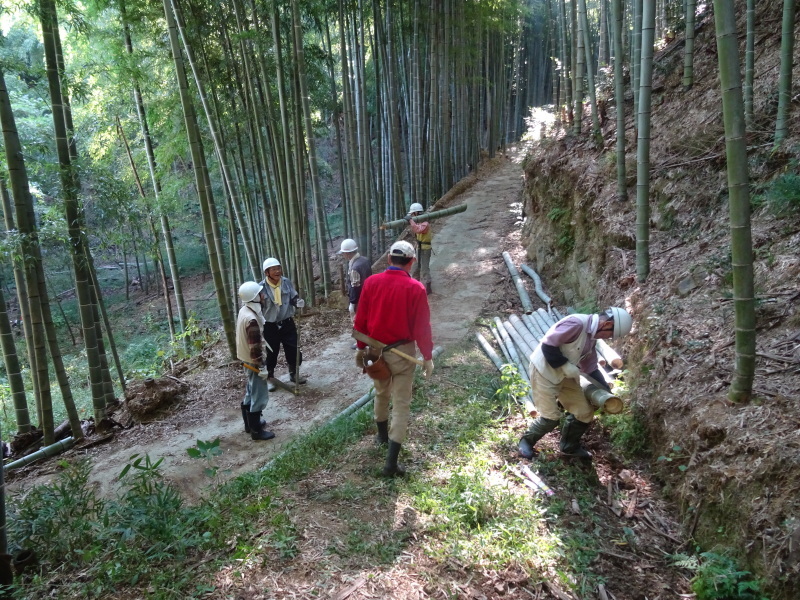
[
  {"xmin": 380, "ymin": 204, "xmax": 468, "ymax": 229},
  {"xmin": 597, "ymin": 339, "xmax": 624, "ymax": 369},
  {"xmin": 495, "ymin": 318, "xmax": 529, "ymax": 379},
  {"xmin": 501, "ymin": 252, "xmax": 534, "ymax": 314},
  {"xmin": 522, "ymin": 313, "xmax": 546, "ymax": 338},
  {"xmin": 4, "ymin": 437, "xmax": 75, "ymax": 473},
  {"xmin": 520, "ymin": 264, "xmax": 552, "ymax": 307},
  {"xmin": 490, "ymin": 324, "xmax": 512, "ymax": 363},
  {"xmin": 476, "ymin": 332, "xmax": 536, "ymax": 417},
  {"xmin": 503, "ymin": 321, "xmax": 535, "ymax": 362},
  {"xmin": 476, "ymin": 333, "xmax": 504, "ymax": 370},
  {"xmin": 509, "ymin": 315, "xmax": 539, "ymax": 359}
]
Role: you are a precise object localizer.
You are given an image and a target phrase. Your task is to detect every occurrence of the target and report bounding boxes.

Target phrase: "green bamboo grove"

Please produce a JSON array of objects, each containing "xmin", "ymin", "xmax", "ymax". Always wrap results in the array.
[{"xmin": 1, "ymin": 0, "xmax": 795, "ymax": 441}]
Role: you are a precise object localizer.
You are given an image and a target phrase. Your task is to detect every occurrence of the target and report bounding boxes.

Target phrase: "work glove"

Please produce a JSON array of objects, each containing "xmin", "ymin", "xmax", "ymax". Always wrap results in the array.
[
  {"xmin": 355, "ymin": 349, "xmax": 366, "ymax": 369},
  {"xmin": 403, "ymin": 215, "xmax": 412, "ymax": 222},
  {"xmin": 257, "ymin": 368, "xmax": 271, "ymax": 381},
  {"xmin": 290, "ymin": 297, "xmax": 305, "ymax": 308},
  {"xmin": 423, "ymin": 359, "xmax": 434, "ymax": 378},
  {"xmin": 348, "ymin": 303, "xmax": 356, "ymax": 316},
  {"xmin": 561, "ymin": 362, "xmax": 580, "ymax": 380}
]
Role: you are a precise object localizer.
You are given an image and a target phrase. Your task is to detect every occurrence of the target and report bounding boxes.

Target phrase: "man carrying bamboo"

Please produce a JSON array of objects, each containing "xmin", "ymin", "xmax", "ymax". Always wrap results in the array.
[
  {"xmin": 405, "ymin": 203, "xmax": 433, "ymax": 295},
  {"xmin": 518, "ymin": 308, "xmax": 632, "ymax": 460},
  {"xmin": 259, "ymin": 258, "xmax": 306, "ymax": 391},
  {"xmin": 354, "ymin": 240, "xmax": 434, "ymax": 477}
]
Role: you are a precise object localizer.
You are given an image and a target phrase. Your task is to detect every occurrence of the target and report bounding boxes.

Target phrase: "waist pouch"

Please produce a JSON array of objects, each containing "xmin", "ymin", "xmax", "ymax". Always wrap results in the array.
[{"xmin": 362, "ymin": 340, "xmax": 410, "ymax": 381}]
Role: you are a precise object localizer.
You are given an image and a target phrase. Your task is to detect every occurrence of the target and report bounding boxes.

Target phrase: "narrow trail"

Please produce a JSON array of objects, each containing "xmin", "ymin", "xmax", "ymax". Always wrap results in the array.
[{"xmin": 7, "ymin": 147, "xmax": 528, "ymax": 503}]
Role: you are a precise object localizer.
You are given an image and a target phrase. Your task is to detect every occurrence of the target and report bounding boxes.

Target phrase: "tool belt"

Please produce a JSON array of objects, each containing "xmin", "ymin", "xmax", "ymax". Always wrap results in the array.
[{"xmin": 361, "ymin": 340, "xmax": 409, "ymax": 381}]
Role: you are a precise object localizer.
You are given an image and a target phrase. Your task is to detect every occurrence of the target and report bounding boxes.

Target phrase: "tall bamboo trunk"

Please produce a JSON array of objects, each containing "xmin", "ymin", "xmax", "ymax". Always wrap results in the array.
[
  {"xmin": 635, "ymin": 0, "xmax": 655, "ymax": 282},
  {"xmin": 712, "ymin": 0, "xmax": 755, "ymax": 401},
  {"xmin": 612, "ymin": 0, "xmax": 627, "ymax": 201}
]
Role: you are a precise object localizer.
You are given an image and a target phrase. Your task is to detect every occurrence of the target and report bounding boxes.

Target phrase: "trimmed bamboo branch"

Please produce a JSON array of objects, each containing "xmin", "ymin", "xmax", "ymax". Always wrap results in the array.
[
  {"xmin": 380, "ymin": 204, "xmax": 468, "ymax": 229},
  {"xmin": 502, "ymin": 252, "xmax": 534, "ymax": 314}
]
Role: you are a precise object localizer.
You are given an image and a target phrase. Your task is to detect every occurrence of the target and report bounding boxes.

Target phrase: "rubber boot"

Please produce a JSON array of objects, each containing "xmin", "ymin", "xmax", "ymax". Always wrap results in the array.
[
  {"xmin": 382, "ymin": 441, "xmax": 406, "ymax": 477},
  {"xmin": 290, "ymin": 372, "xmax": 307, "ymax": 384},
  {"xmin": 559, "ymin": 415, "xmax": 592, "ymax": 459},
  {"xmin": 266, "ymin": 372, "xmax": 277, "ymax": 393},
  {"xmin": 425, "ymin": 282, "xmax": 432, "ymax": 295},
  {"xmin": 241, "ymin": 404, "xmax": 266, "ymax": 434},
  {"xmin": 518, "ymin": 417, "xmax": 560, "ymax": 458},
  {"xmin": 248, "ymin": 411, "xmax": 275, "ymax": 441},
  {"xmin": 375, "ymin": 420, "xmax": 389, "ymax": 446}
]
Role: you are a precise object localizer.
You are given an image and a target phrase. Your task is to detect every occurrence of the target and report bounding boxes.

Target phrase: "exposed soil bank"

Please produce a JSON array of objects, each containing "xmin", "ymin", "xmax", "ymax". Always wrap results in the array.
[{"xmin": 518, "ymin": 1, "xmax": 800, "ymax": 596}]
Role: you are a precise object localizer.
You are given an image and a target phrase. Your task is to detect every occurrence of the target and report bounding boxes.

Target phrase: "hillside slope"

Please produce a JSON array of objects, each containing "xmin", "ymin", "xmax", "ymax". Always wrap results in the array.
[{"xmin": 521, "ymin": 1, "xmax": 799, "ymax": 597}]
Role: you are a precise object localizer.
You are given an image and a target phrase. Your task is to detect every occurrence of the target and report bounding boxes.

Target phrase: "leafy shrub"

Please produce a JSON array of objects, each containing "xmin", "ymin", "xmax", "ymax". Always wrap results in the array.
[
  {"xmin": 753, "ymin": 173, "xmax": 800, "ymax": 217},
  {"xmin": 691, "ymin": 552, "xmax": 769, "ymax": 600}
]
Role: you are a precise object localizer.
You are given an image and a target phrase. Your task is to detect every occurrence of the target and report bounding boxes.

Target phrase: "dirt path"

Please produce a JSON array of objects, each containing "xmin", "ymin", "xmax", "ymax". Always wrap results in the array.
[{"xmin": 7, "ymin": 148, "xmax": 527, "ymax": 503}]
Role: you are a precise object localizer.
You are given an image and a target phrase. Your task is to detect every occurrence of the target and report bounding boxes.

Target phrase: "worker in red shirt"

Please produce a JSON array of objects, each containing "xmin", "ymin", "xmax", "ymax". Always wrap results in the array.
[{"xmin": 354, "ymin": 240, "xmax": 434, "ymax": 476}]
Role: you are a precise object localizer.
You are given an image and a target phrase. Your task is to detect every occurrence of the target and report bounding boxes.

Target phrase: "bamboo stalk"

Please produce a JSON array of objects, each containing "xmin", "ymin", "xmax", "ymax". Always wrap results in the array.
[
  {"xmin": 380, "ymin": 203, "xmax": 468, "ymax": 229},
  {"xmin": 4, "ymin": 437, "xmax": 75, "ymax": 473},
  {"xmin": 502, "ymin": 252, "xmax": 534, "ymax": 314},
  {"xmin": 520, "ymin": 264, "xmax": 552, "ymax": 307}
]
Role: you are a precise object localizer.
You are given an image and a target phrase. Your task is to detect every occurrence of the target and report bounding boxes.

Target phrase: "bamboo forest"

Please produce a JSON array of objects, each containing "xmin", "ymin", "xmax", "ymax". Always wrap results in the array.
[{"xmin": 0, "ymin": 0, "xmax": 798, "ymax": 598}]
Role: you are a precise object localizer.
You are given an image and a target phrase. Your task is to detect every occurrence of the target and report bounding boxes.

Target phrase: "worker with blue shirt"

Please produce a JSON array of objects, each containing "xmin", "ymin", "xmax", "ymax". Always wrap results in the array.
[{"xmin": 259, "ymin": 258, "xmax": 306, "ymax": 390}]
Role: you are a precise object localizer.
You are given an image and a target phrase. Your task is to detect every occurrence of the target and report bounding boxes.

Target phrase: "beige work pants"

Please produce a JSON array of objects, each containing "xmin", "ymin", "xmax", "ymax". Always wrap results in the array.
[
  {"xmin": 531, "ymin": 368, "xmax": 594, "ymax": 423},
  {"xmin": 372, "ymin": 342, "xmax": 418, "ymax": 443},
  {"xmin": 412, "ymin": 248, "xmax": 432, "ymax": 285}
]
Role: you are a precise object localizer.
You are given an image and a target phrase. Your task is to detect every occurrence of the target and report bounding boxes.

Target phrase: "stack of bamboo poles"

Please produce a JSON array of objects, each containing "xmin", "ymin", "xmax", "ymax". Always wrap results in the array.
[{"xmin": 476, "ymin": 258, "xmax": 626, "ymax": 418}]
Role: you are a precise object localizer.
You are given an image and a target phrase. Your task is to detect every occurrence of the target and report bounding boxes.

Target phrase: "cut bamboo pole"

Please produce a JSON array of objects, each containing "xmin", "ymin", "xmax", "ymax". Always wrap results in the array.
[
  {"xmin": 380, "ymin": 204, "xmax": 468, "ymax": 229},
  {"xmin": 503, "ymin": 321, "xmax": 535, "ymax": 361},
  {"xmin": 4, "ymin": 437, "xmax": 75, "ymax": 473},
  {"xmin": 520, "ymin": 264, "xmax": 552, "ymax": 308},
  {"xmin": 495, "ymin": 318, "xmax": 529, "ymax": 379},
  {"xmin": 509, "ymin": 315, "xmax": 539, "ymax": 358},
  {"xmin": 522, "ymin": 313, "xmax": 545, "ymax": 338},
  {"xmin": 476, "ymin": 332, "xmax": 505, "ymax": 370},
  {"xmin": 502, "ymin": 252, "xmax": 534, "ymax": 314},
  {"xmin": 490, "ymin": 325, "xmax": 512, "ymax": 363}
]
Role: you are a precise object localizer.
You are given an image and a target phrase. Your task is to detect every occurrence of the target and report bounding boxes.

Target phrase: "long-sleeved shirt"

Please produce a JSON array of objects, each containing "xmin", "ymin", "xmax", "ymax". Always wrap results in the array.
[
  {"xmin": 353, "ymin": 267, "xmax": 433, "ymax": 360},
  {"xmin": 409, "ymin": 218, "xmax": 432, "ymax": 249},
  {"xmin": 258, "ymin": 276, "xmax": 299, "ymax": 323},
  {"xmin": 347, "ymin": 254, "xmax": 373, "ymax": 304},
  {"xmin": 236, "ymin": 302, "xmax": 266, "ymax": 365},
  {"xmin": 540, "ymin": 314, "xmax": 600, "ymax": 374}
]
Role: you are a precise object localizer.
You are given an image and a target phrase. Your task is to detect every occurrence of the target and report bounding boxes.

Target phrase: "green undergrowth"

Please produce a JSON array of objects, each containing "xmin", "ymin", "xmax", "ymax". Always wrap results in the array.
[{"xmin": 5, "ymin": 343, "xmax": 682, "ymax": 598}]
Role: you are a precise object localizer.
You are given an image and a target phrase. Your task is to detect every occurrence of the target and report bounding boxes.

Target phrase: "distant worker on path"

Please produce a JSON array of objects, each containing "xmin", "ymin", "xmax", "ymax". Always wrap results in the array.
[
  {"xmin": 236, "ymin": 281, "xmax": 275, "ymax": 441},
  {"xmin": 260, "ymin": 258, "xmax": 306, "ymax": 391},
  {"xmin": 518, "ymin": 307, "xmax": 633, "ymax": 460},
  {"xmin": 354, "ymin": 240, "xmax": 434, "ymax": 477},
  {"xmin": 405, "ymin": 203, "xmax": 433, "ymax": 295},
  {"xmin": 338, "ymin": 238, "xmax": 373, "ymax": 322}
]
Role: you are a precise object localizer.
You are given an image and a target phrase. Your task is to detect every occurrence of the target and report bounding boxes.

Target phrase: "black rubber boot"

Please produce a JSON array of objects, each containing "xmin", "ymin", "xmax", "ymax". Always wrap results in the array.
[
  {"xmin": 559, "ymin": 415, "xmax": 592, "ymax": 459},
  {"xmin": 425, "ymin": 282, "xmax": 432, "ymax": 295},
  {"xmin": 290, "ymin": 372, "xmax": 307, "ymax": 384},
  {"xmin": 241, "ymin": 404, "xmax": 266, "ymax": 434},
  {"xmin": 382, "ymin": 441, "xmax": 406, "ymax": 477},
  {"xmin": 518, "ymin": 417, "xmax": 560, "ymax": 458},
  {"xmin": 375, "ymin": 420, "xmax": 389, "ymax": 446},
  {"xmin": 248, "ymin": 411, "xmax": 275, "ymax": 441}
]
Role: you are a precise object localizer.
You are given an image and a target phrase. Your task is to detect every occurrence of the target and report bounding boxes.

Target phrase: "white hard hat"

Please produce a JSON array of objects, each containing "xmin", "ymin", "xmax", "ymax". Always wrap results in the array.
[
  {"xmin": 409, "ymin": 203, "xmax": 424, "ymax": 214},
  {"xmin": 238, "ymin": 281, "xmax": 263, "ymax": 303},
  {"xmin": 338, "ymin": 239, "xmax": 358, "ymax": 253},
  {"xmin": 606, "ymin": 307, "xmax": 632, "ymax": 339},
  {"xmin": 389, "ymin": 240, "xmax": 416, "ymax": 259},
  {"xmin": 262, "ymin": 257, "xmax": 281, "ymax": 272}
]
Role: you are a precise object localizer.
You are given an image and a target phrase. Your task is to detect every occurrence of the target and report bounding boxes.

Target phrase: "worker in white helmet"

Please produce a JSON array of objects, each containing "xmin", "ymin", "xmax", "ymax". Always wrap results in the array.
[
  {"xmin": 337, "ymin": 238, "xmax": 373, "ymax": 322},
  {"xmin": 405, "ymin": 203, "xmax": 433, "ymax": 295},
  {"xmin": 235, "ymin": 281, "xmax": 275, "ymax": 441},
  {"xmin": 259, "ymin": 258, "xmax": 306, "ymax": 390},
  {"xmin": 518, "ymin": 307, "xmax": 633, "ymax": 460}
]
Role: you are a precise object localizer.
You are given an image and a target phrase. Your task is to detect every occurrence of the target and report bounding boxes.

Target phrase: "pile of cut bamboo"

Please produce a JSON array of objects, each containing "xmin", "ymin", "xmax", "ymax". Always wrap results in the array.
[{"xmin": 476, "ymin": 256, "xmax": 626, "ymax": 418}]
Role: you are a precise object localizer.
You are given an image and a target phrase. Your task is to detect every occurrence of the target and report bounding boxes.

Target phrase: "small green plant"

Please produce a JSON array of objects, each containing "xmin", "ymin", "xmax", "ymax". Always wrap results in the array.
[
  {"xmin": 760, "ymin": 173, "xmax": 800, "ymax": 217},
  {"xmin": 691, "ymin": 552, "xmax": 769, "ymax": 600},
  {"xmin": 547, "ymin": 206, "xmax": 570, "ymax": 222},
  {"xmin": 187, "ymin": 437, "xmax": 223, "ymax": 478},
  {"xmin": 600, "ymin": 410, "xmax": 649, "ymax": 458},
  {"xmin": 657, "ymin": 444, "xmax": 689, "ymax": 472},
  {"xmin": 493, "ymin": 363, "xmax": 530, "ymax": 417},
  {"xmin": 169, "ymin": 314, "xmax": 220, "ymax": 361}
]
